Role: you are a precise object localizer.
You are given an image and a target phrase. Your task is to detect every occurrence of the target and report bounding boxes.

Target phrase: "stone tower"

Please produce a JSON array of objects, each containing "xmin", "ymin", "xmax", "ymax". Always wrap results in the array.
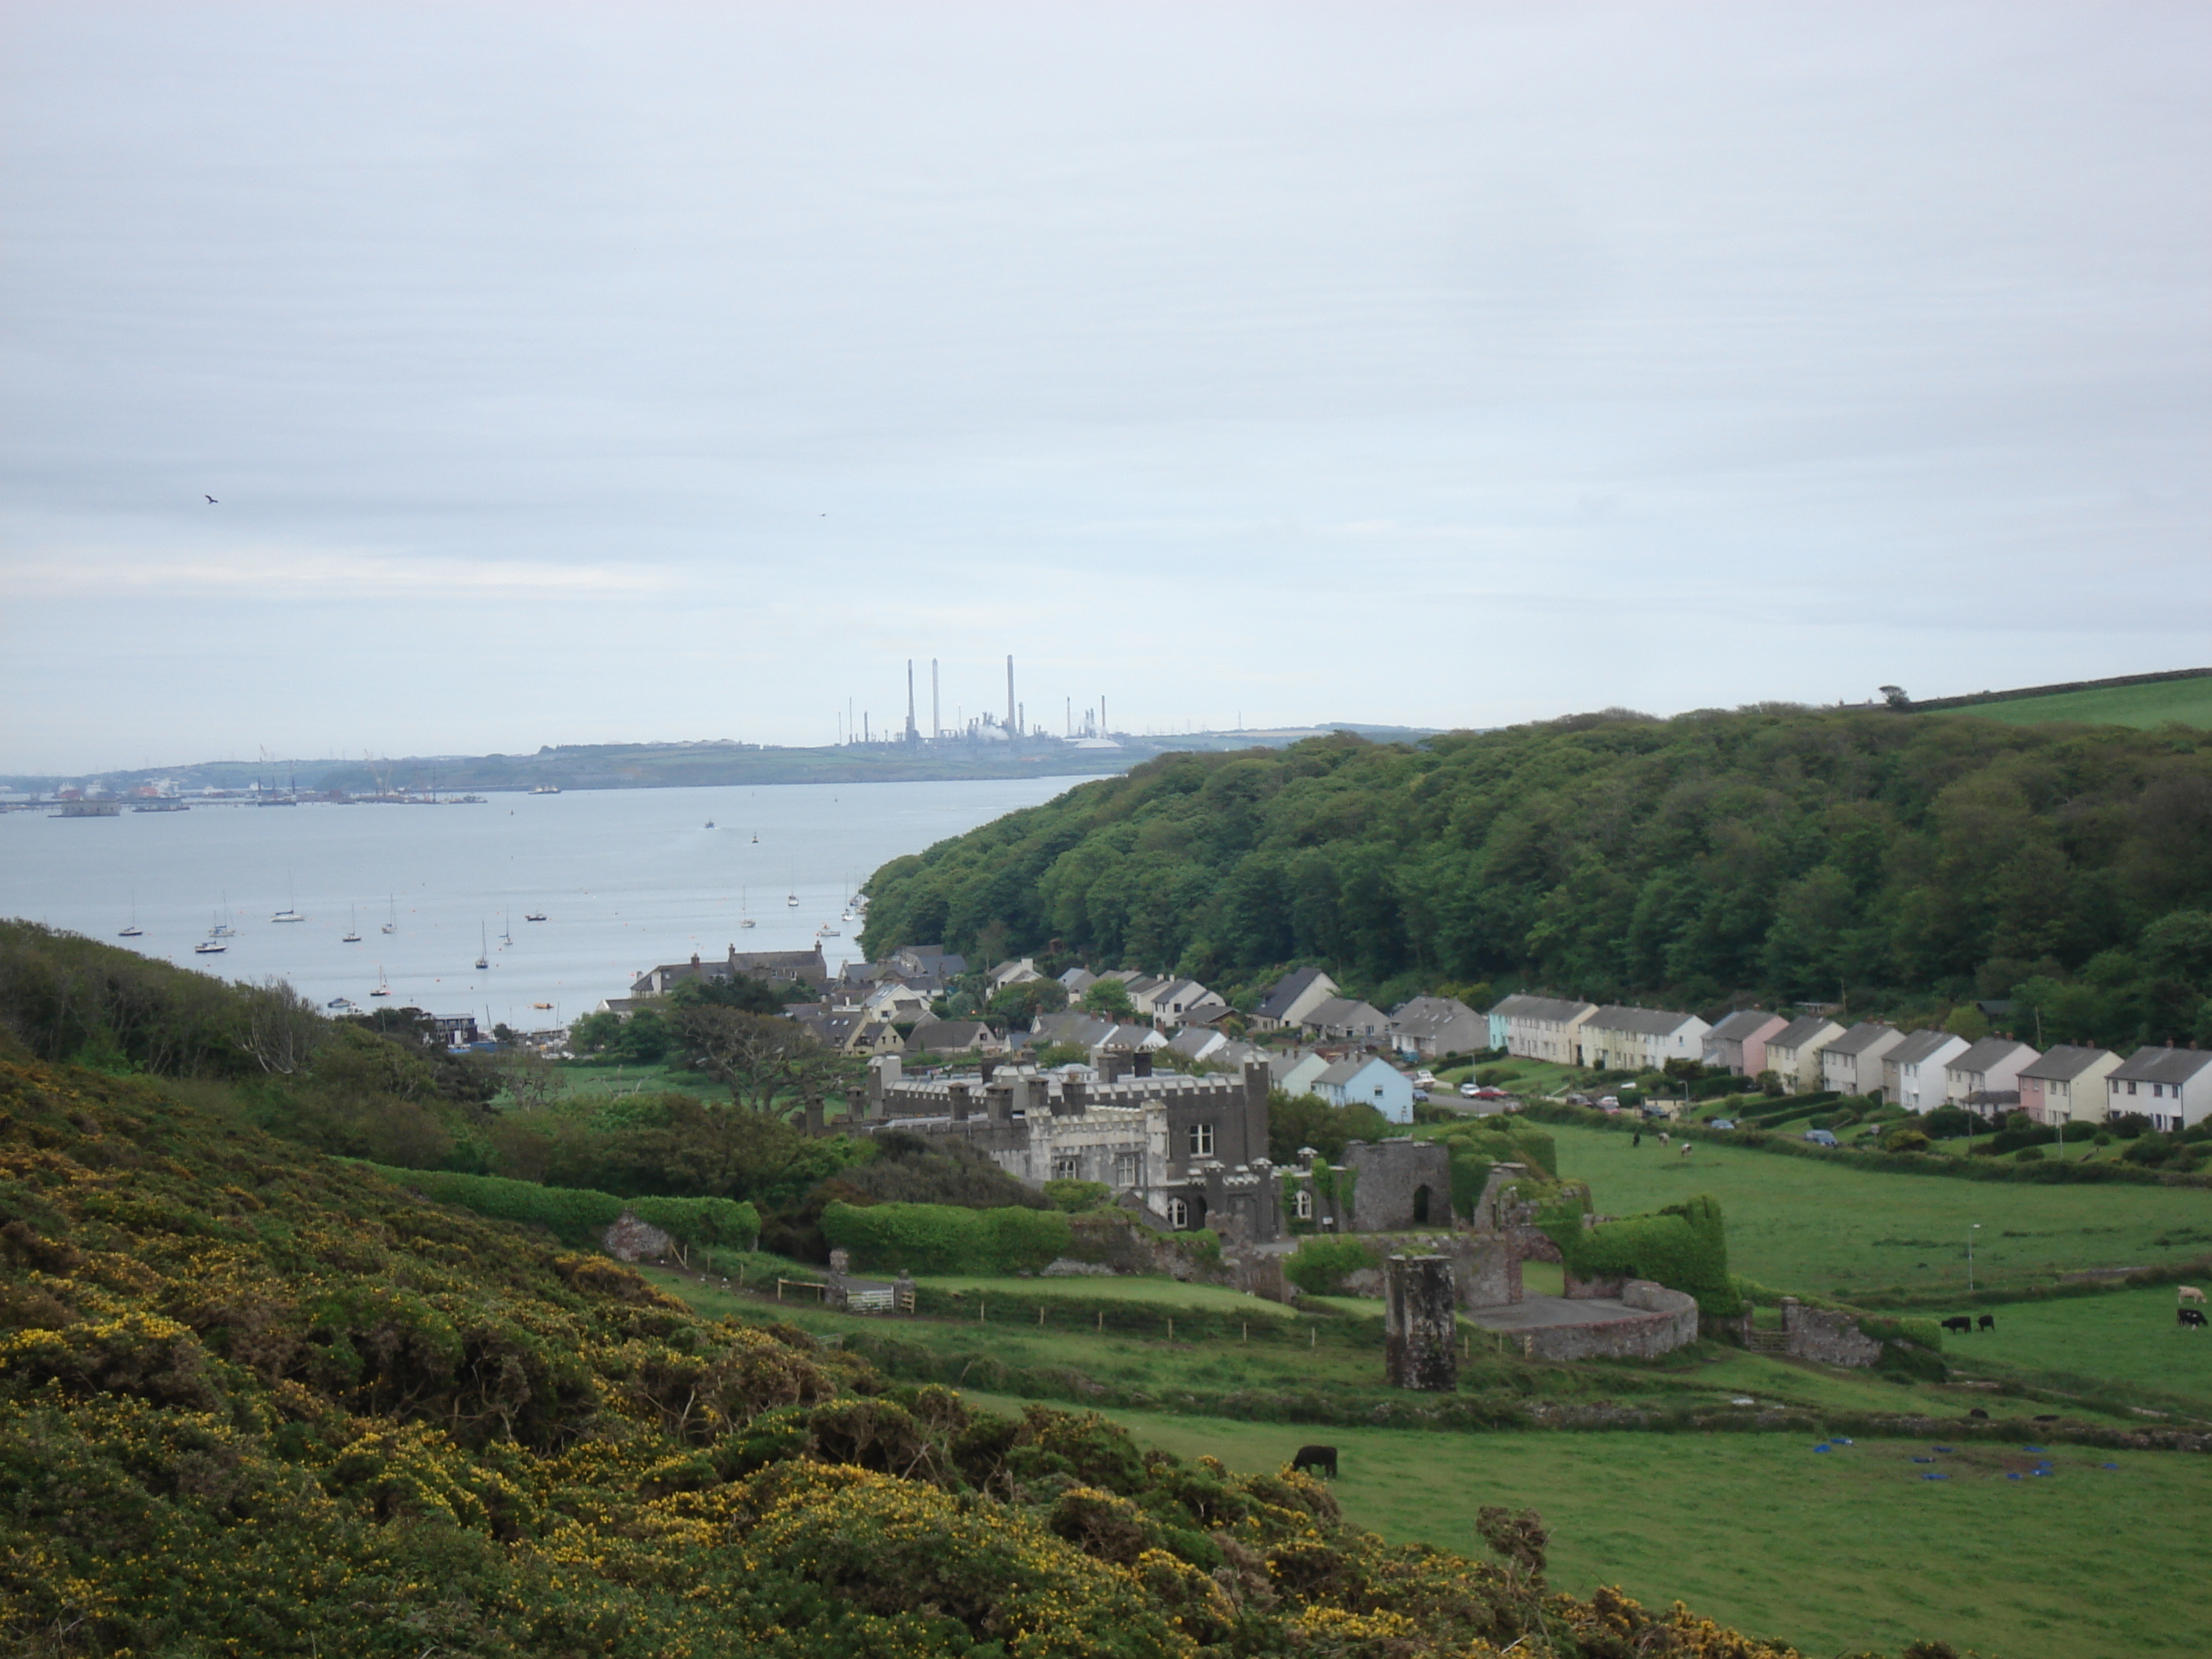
[{"xmin": 1383, "ymin": 1254, "xmax": 1459, "ymax": 1391}]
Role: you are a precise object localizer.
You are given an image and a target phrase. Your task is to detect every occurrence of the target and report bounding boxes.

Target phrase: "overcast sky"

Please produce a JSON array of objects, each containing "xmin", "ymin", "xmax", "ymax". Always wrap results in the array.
[{"xmin": 3, "ymin": 2, "xmax": 2207, "ymax": 774}]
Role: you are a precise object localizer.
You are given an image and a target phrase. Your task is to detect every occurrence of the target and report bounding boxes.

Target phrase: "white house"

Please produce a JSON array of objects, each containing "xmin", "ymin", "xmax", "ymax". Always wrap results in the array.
[
  {"xmin": 1253, "ymin": 967, "xmax": 1340, "ymax": 1031},
  {"xmin": 1578, "ymin": 1006, "xmax": 1712, "ymax": 1073},
  {"xmin": 1943, "ymin": 1038, "xmax": 2040, "ymax": 1115},
  {"xmin": 1762, "ymin": 1015, "xmax": 1846, "ymax": 1094},
  {"xmin": 1136, "ymin": 977, "xmax": 1226, "ymax": 1026},
  {"xmin": 1166, "ymin": 1026, "xmax": 1229, "ymax": 1064},
  {"xmin": 986, "ymin": 958, "xmax": 1044, "ymax": 992},
  {"xmin": 1300, "ymin": 996, "xmax": 1390, "ymax": 1043},
  {"xmin": 2017, "ymin": 1045, "xmax": 2122, "ymax": 1126},
  {"xmin": 1273, "ymin": 1050, "xmax": 1332, "ymax": 1098},
  {"xmin": 1488, "ymin": 994, "xmax": 1599, "ymax": 1064},
  {"xmin": 1388, "ymin": 996, "xmax": 1487, "ymax": 1060},
  {"xmin": 1883, "ymin": 1030, "xmax": 1971, "ymax": 1112},
  {"xmin": 1313, "ymin": 1055, "xmax": 1417, "ymax": 1124},
  {"xmin": 2106, "ymin": 1046, "xmax": 2212, "ymax": 1132},
  {"xmin": 1818, "ymin": 1022, "xmax": 1906, "ymax": 1097}
]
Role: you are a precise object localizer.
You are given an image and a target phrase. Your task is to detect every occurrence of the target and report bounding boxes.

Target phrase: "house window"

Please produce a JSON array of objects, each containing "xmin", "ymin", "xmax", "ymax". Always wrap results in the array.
[
  {"xmin": 1295, "ymin": 1188, "xmax": 1313, "ymax": 1221},
  {"xmin": 1113, "ymin": 1151, "xmax": 1141, "ymax": 1188},
  {"xmin": 1187, "ymin": 1123, "xmax": 1215, "ymax": 1159},
  {"xmin": 2128, "ymin": 1081, "xmax": 2138, "ymax": 1096},
  {"xmin": 1052, "ymin": 1155, "xmax": 1081, "ymax": 1181},
  {"xmin": 1166, "ymin": 1197, "xmax": 1190, "ymax": 1229}
]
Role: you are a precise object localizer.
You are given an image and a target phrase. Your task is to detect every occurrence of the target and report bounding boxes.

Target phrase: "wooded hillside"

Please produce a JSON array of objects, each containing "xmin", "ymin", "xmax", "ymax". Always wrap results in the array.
[{"xmin": 859, "ymin": 709, "xmax": 2212, "ymax": 1045}]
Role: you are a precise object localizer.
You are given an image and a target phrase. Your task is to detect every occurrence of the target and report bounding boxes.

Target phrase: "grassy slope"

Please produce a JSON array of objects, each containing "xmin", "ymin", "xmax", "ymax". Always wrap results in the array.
[
  {"xmin": 1932, "ymin": 1284, "xmax": 2212, "ymax": 1414},
  {"xmin": 957, "ymin": 1396, "xmax": 2203, "ymax": 1659},
  {"xmin": 1947, "ymin": 675, "xmax": 2212, "ymax": 729},
  {"xmin": 1540, "ymin": 1122, "xmax": 2212, "ymax": 1300}
]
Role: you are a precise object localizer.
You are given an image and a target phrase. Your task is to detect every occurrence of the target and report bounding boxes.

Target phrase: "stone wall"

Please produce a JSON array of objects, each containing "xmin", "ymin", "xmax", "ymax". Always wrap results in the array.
[
  {"xmin": 1383, "ymin": 1254, "xmax": 1459, "ymax": 1390},
  {"xmin": 602, "ymin": 1211, "xmax": 675, "ymax": 1262},
  {"xmin": 1504, "ymin": 1281, "xmax": 1699, "ymax": 1362},
  {"xmin": 1344, "ymin": 1139, "xmax": 1454, "ymax": 1232},
  {"xmin": 1779, "ymin": 1299, "xmax": 1884, "ymax": 1367}
]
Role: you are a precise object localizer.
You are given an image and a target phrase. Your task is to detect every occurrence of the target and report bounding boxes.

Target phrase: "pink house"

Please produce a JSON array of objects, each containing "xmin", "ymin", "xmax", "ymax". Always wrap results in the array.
[{"xmin": 1702, "ymin": 1009, "xmax": 1788, "ymax": 1079}]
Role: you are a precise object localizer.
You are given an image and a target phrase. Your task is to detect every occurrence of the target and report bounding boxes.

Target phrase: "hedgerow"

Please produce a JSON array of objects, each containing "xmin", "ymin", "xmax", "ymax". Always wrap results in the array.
[
  {"xmin": 819, "ymin": 1199, "xmax": 1071, "ymax": 1274},
  {"xmin": 357, "ymin": 1162, "xmax": 760, "ymax": 1251}
]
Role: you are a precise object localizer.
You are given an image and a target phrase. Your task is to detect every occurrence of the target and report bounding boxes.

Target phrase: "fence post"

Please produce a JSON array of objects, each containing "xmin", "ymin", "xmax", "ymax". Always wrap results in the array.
[
  {"xmin": 1097, "ymin": 1309, "xmax": 1104, "ymax": 1333},
  {"xmin": 1038, "ymin": 1304, "xmax": 1045, "ymax": 1328},
  {"xmin": 1167, "ymin": 1317, "xmax": 1174, "ymax": 1343}
]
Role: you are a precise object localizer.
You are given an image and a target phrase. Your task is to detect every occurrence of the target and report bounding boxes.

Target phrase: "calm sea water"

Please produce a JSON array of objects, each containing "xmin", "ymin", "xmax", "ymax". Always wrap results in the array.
[{"xmin": 0, "ymin": 778, "xmax": 1084, "ymax": 1029}]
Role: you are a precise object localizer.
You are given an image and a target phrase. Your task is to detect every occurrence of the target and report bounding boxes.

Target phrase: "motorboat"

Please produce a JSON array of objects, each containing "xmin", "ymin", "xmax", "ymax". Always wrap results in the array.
[
  {"xmin": 786, "ymin": 892, "xmax": 799, "ymax": 907},
  {"xmin": 529, "ymin": 783, "xmax": 562, "ymax": 794},
  {"xmin": 326, "ymin": 996, "xmax": 358, "ymax": 1013},
  {"xmin": 524, "ymin": 911, "xmax": 547, "ymax": 922}
]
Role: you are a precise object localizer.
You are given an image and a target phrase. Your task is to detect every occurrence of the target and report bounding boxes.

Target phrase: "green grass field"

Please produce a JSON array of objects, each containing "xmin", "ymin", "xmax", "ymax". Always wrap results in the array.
[
  {"xmin": 913, "ymin": 1273, "xmax": 1304, "ymax": 1315},
  {"xmin": 960, "ymin": 1395, "xmax": 2201, "ymax": 1659},
  {"xmin": 1944, "ymin": 673, "xmax": 2212, "ymax": 730},
  {"xmin": 1539, "ymin": 1122, "xmax": 2212, "ymax": 1301},
  {"xmin": 1943, "ymin": 1284, "xmax": 2212, "ymax": 1414}
]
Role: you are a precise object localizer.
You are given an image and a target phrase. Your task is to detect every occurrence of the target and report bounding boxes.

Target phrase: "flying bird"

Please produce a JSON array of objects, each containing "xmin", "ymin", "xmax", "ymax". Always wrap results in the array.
[{"xmin": 204, "ymin": 494, "xmax": 218, "ymax": 504}]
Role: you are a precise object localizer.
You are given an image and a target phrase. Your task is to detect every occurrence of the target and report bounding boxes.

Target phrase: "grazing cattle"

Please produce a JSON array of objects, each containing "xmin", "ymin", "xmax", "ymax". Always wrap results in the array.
[
  {"xmin": 2179, "ymin": 1308, "xmax": 2207, "ymax": 1330},
  {"xmin": 1291, "ymin": 1444, "xmax": 1339, "ymax": 1479},
  {"xmin": 1968, "ymin": 1408, "xmax": 1989, "ymax": 1419},
  {"xmin": 1977, "ymin": 1314, "xmax": 1996, "ymax": 1331},
  {"xmin": 2180, "ymin": 1286, "xmax": 2206, "ymax": 1306},
  {"xmin": 1679, "ymin": 1142, "xmax": 1694, "ymax": 1159},
  {"xmin": 1941, "ymin": 1316, "xmax": 1972, "ymax": 1334}
]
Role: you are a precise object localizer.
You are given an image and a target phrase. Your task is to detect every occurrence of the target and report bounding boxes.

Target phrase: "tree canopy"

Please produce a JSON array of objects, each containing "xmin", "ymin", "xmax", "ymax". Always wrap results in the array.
[{"xmin": 860, "ymin": 709, "xmax": 2212, "ymax": 1048}]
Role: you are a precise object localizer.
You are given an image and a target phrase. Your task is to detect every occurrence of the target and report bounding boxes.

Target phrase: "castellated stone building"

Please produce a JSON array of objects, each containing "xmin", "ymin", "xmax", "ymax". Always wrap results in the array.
[{"xmin": 862, "ymin": 1053, "xmax": 1285, "ymax": 1243}]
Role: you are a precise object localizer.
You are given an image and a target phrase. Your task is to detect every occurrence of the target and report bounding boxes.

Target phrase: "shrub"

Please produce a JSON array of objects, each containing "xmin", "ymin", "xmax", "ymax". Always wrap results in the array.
[
  {"xmin": 1042, "ymin": 1179, "xmax": 1112, "ymax": 1213},
  {"xmin": 2014, "ymin": 1146, "xmax": 2045, "ymax": 1163},
  {"xmin": 362, "ymin": 1163, "xmax": 760, "ymax": 1251},
  {"xmin": 1882, "ymin": 1127, "xmax": 1932, "ymax": 1153},
  {"xmin": 1544, "ymin": 1195, "xmax": 1738, "ymax": 1316},
  {"xmin": 819, "ymin": 1201, "xmax": 1072, "ymax": 1275},
  {"xmin": 1284, "ymin": 1236, "xmax": 1378, "ymax": 1296}
]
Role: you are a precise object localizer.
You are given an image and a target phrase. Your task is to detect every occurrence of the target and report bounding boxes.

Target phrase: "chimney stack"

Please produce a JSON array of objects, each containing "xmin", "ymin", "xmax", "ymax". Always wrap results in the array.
[
  {"xmin": 932, "ymin": 659, "xmax": 940, "ymax": 740},
  {"xmin": 905, "ymin": 661, "xmax": 917, "ymax": 742},
  {"xmin": 1005, "ymin": 655, "xmax": 1016, "ymax": 730}
]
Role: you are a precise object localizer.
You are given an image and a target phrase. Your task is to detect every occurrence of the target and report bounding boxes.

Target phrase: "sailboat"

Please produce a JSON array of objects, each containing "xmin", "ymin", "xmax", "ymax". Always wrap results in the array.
[
  {"xmin": 342, "ymin": 905, "xmax": 361, "ymax": 943},
  {"xmin": 369, "ymin": 965, "xmax": 391, "ymax": 998},
  {"xmin": 501, "ymin": 913, "xmax": 515, "ymax": 948},
  {"xmin": 475, "ymin": 924, "xmax": 489, "ymax": 972},
  {"xmin": 194, "ymin": 936, "xmax": 225, "ymax": 955},
  {"xmin": 271, "ymin": 874, "xmax": 304, "ymax": 924},
  {"xmin": 119, "ymin": 890, "xmax": 143, "ymax": 938},
  {"xmin": 381, "ymin": 895, "xmax": 398, "ymax": 935},
  {"xmin": 211, "ymin": 892, "xmax": 236, "ymax": 937},
  {"xmin": 738, "ymin": 887, "xmax": 756, "ymax": 929}
]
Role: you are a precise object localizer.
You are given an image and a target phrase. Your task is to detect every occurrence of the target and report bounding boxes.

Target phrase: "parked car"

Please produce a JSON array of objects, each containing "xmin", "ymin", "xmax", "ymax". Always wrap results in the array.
[
  {"xmin": 1803, "ymin": 1128, "xmax": 1839, "ymax": 1147},
  {"xmin": 1470, "ymin": 1086, "xmax": 1511, "ymax": 1100},
  {"xmin": 1459, "ymin": 1082, "xmax": 1481, "ymax": 1098},
  {"xmin": 1597, "ymin": 1095, "xmax": 1619, "ymax": 1108},
  {"xmin": 1639, "ymin": 1104, "xmax": 1670, "ymax": 1119},
  {"xmin": 1566, "ymin": 1093, "xmax": 1593, "ymax": 1106},
  {"xmin": 1708, "ymin": 1119, "xmax": 1737, "ymax": 1131},
  {"xmin": 1413, "ymin": 1071, "xmax": 1437, "ymax": 1089}
]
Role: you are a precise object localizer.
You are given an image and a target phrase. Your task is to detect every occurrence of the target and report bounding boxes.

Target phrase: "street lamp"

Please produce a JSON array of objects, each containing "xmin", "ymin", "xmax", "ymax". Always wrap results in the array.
[{"xmin": 1968, "ymin": 1223, "xmax": 1982, "ymax": 1293}]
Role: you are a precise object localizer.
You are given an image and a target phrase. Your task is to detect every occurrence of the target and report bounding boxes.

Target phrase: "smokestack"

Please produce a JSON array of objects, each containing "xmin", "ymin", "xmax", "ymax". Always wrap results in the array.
[
  {"xmin": 1101, "ymin": 694, "xmax": 1107, "ymax": 737},
  {"xmin": 905, "ymin": 661, "xmax": 917, "ymax": 742},
  {"xmin": 931, "ymin": 659, "xmax": 940, "ymax": 740},
  {"xmin": 1005, "ymin": 655, "xmax": 1015, "ymax": 729}
]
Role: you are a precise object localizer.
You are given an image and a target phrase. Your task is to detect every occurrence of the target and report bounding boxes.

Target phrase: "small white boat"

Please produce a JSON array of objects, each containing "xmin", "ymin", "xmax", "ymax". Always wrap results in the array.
[
  {"xmin": 119, "ymin": 925, "xmax": 143, "ymax": 938},
  {"xmin": 786, "ymin": 893, "xmax": 799, "ymax": 907},
  {"xmin": 705, "ymin": 819, "xmax": 715, "ymax": 829},
  {"xmin": 819, "ymin": 925, "xmax": 840, "ymax": 938},
  {"xmin": 524, "ymin": 910, "xmax": 547, "ymax": 922},
  {"xmin": 529, "ymin": 783, "xmax": 562, "ymax": 794},
  {"xmin": 194, "ymin": 939, "xmax": 225, "ymax": 955},
  {"xmin": 326, "ymin": 996, "xmax": 357, "ymax": 1012},
  {"xmin": 369, "ymin": 966, "xmax": 391, "ymax": 998},
  {"xmin": 119, "ymin": 891, "xmax": 144, "ymax": 938},
  {"xmin": 272, "ymin": 909, "xmax": 302, "ymax": 924}
]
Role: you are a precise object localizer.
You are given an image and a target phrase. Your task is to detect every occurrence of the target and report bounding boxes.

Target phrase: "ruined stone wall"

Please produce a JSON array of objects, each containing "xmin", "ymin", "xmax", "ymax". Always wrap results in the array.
[
  {"xmin": 1502, "ymin": 1281, "xmax": 1698, "ymax": 1362},
  {"xmin": 1779, "ymin": 1300, "xmax": 1884, "ymax": 1368},
  {"xmin": 1344, "ymin": 1140, "xmax": 1454, "ymax": 1232},
  {"xmin": 1383, "ymin": 1254, "xmax": 1459, "ymax": 1390}
]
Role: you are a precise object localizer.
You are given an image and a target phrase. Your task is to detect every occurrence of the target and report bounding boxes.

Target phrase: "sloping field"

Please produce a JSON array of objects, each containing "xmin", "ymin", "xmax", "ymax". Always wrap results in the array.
[
  {"xmin": 1943, "ymin": 672, "xmax": 2212, "ymax": 728},
  {"xmin": 1540, "ymin": 1122, "xmax": 2212, "ymax": 1300},
  {"xmin": 959, "ymin": 1396, "xmax": 2206, "ymax": 1659}
]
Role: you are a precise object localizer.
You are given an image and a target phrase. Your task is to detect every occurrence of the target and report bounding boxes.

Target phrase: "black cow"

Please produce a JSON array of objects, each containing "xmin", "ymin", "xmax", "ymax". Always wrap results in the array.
[
  {"xmin": 1977, "ymin": 1314, "xmax": 1996, "ymax": 1331},
  {"xmin": 1941, "ymin": 1316, "xmax": 1972, "ymax": 1334},
  {"xmin": 2180, "ymin": 1307, "xmax": 2207, "ymax": 1330},
  {"xmin": 1291, "ymin": 1444, "xmax": 1339, "ymax": 1479},
  {"xmin": 1968, "ymin": 1408, "xmax": 1989, "ymax": 1419}
]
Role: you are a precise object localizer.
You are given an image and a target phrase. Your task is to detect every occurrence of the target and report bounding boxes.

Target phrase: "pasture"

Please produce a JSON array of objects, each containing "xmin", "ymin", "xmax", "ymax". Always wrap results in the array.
[
  {"xmin": 1948, "ymin": 673, "xmax": 2212, "ymax": 731},
  {"xmin": 1945, "ymin": 1284, "xmax": 2212, "ymax": 1415},
  {"xmin": 962, "ymin": 1395, "xmax": 2207, "ymax": 1659},
  {"xmin": 1536, "ymin": 1121, "xmax": 2212, "ymax": 1300}
]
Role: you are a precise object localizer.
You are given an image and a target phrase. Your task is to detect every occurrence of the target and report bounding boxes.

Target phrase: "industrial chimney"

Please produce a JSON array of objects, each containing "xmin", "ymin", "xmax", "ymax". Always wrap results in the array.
[
  {"xmin": 1005, "ymin": 655, "xmax": 1015, "ymax": 730},
  {"xmin": 905, "ymin": 661, "xmax": 918, "ymax": 743},
  {"xmin": 931, "ymin": 658, "xmax": 940, "ymax": 741}
]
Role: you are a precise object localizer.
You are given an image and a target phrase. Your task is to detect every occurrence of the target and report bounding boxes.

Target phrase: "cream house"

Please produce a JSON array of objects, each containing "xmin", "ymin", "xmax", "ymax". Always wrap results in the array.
[
  {"xmin": 1488, "ymin": 994, "xmax": 1599, "ymax": 1064},
  {"xmin": 1883, "ymin": 1030, "xmax": 1971, "ymax": 1112},
  {"xmin": 1761, "ymin": 1015, "xmax": 1846, "ymax": 1094},
  {"xmin": 1578, "ymin": 1006, "xmax": 1711, "ymax": 1072},
  {"xmin": 1818, "ymin": 1022, "xmax": 1905, "ymax": 1097},
  {"xmin": 2016, "ymin": 1045, "xmax": 2121, "ymax": 1126}
]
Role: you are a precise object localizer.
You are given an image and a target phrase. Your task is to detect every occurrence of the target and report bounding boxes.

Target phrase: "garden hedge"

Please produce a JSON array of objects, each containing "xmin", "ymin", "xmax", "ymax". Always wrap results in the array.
[
  {"xmin": 819, "ymin": 1200, "xmax": 1071, "ymax": 1275},
  {"xmin": 359, "ymin": 1163, "xmax": 760, "ymax": 1251}
]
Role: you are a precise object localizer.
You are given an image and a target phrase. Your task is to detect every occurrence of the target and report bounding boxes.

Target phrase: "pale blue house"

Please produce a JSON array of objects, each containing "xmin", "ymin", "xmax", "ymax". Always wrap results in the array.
[{"xmin": 1315, "ymin": 1055, "xmax": 1417, "ymax": 1124}]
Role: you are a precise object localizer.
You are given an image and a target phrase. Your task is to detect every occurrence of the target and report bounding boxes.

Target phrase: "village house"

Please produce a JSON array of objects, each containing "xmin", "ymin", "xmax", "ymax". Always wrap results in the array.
[
  {"xmin": 1387, "ymin": 996, "xmax": 1486, "ymax": 1060},
  {"xmin": 888, "ymin": 945, "xmax": 966, "ymax": 994},
  {"xmin": 1761, "ymin": 1015, "xmax": 1846, "ymax": 1094},
  {"xmin": 2106, "ymin": 1046, "xmax": 2212, "ymax": 1132},
  {"xmin": 1701, "ymin": 1009, "xmax": 1789, "ymax": 1078},
  {"xmin": 1251, "ymin": 967, "xmax": 1341, "ymax": 1031},
  {"xmin": 1487, "ymin": 994, "xmax": 1598, "ymax": 1064},
  {"xmin": 2017, "ymin": 1045, "xmax": 2122, "ymax": 1126},
  {"xmin": 1130, "ymin": 976, "xmax": 1226, "ymax": 1026},
  {"xmin": 903, "ymin": 1020, "xmax": 1005, "ymax": 1057},
  {"xmin": 986, "ymin": 958, "xmax": 1045, "ymax": 993},
  {"xmin": 1166, "ymin": 1026, "xmax": 1229, "ymax": 1064},
  {"xmin": 787, "ymin": 1005, "xmax": 904, "ymax": 1057},
  {"xmin": 1027, "ymin": 1012, "xmax": 1121, "ymax": 1051},
  {"xmin": 1943, "ymin": 1038, "xmax": 2040, "ymax": 1115},
  {"xmin": 1313, "ymin": 1054, "xmax": 1417, "ymax": 1123},
  {"xmin": 1058, "ymin": 965, "xmax": 1097, "ymax": 995},
  {"xmin": 1300, "ymin": 995, "xmax": 1390, "ymax": 1044},
  {"xmin": 1270, "ymin": 1049, "xmax": 1331, "ymax": 1098},
  {"xmin": 1884, "ymin": 1030, "xmax": 1971, "ymax": 1111},
  {"xmin": 1578, "ymin": 1006, "xmax": 1712, "ymax": 1073},
  {"xmin": 632, "ymin": 944, "xmax": 831, "ymax": 997},
  {"xmin": 1818, "ymin": 1022, "xmax": 1906, "ymax": 1097}
]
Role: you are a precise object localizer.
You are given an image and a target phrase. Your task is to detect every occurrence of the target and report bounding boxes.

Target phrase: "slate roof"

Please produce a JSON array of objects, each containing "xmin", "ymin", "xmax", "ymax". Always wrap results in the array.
[
  {"xmin": 1705, "ymin": 1008, "xmax": 1782, "ymax": 1042},
  {"xmin": 1489, "ymin": 994, "xmax": 1599, "ymax": 1024},
  {"xmin": 2111, "ymin": 1046, "xmax": 2212, "ymax": 1086},
  {"xmin": 1255, "ymin": 966, "xmax": 1333, "ymax": 1021},
  {"xmin": 2018, "ymin": 1044, "xmax": 2119, "ymax": 1082},
  {"xmin": 1946, "ymin": 1038, "xmax": 2037, "ymax": 1074},
  {"xmin": 1886, "ymin": 1029, "xmax": 1967, "ymax": 1067},
  {"xmin": 1822, "ymin": 1021, "xmax": 1901, "ymax": 1056},
  {"xmin": 1766, "ymin": 1015, "xmax": 1840, "ymax": 1050},
  {"xmin": 1588, "ymin": 1005, "xmax": 1703, "ymax": 1038}
]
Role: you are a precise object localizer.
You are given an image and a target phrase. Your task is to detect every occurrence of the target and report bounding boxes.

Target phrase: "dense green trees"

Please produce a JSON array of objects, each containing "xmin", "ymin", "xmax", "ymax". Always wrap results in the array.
[{"xmin": 861, "ymin": 711, "xmax": 2212, "ymax": 1049}]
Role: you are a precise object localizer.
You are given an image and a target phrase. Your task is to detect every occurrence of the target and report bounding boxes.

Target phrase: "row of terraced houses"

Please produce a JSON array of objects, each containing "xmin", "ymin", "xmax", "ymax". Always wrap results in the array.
[{"xmin": 1484, "ymin": 994, "xmax": 2212, "ymax": 1133}]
